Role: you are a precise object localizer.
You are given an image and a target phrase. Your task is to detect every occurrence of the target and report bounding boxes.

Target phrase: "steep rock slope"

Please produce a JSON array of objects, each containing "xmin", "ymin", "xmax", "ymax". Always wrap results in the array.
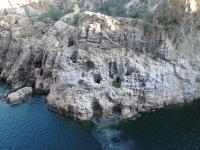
[
  {"xmin": 0, "ymin": 15, "xmax": 44, "ymax": 86},
  {"xmin": 0, "ymin": 0, "xmax": 200, "ymax": 120},
  {"xmin": 42, "ymin": 11, "xmax": 200, "ymax": 120}
]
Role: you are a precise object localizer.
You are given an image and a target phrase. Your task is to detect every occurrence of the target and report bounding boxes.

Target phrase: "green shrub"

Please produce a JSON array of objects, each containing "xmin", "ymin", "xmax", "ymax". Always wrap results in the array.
[
  {"xmin": 98, "ymin": 0, "xmax": 149, "ymax": 19},
  {"xmin": 110, "ymin": 6, "xmax": 124, "ymax": 16},
  {"xmin": 112, "ymin": 82, "xmax": 121, "ymax": 88},
  {"xmin": 157, "ymin": 16, "xmax": 166, "ymax": 23},
  {"xmin": 98, "ymin": 0, "xmax": 126, "ymax": 17},
  {"xmin": 128, "ymin": 6, "xmax": 149, "ymax": 19},
  {"xmin": 38, "ymin": 7, "xmax": 71, "ymax": 22},
  {"xmin": 169, "ymin": 18, "xmax": 178, "ymax": 26},
  {"xmin": 128, "ymin": 11, "xmax": 142, "ymax": 18}
]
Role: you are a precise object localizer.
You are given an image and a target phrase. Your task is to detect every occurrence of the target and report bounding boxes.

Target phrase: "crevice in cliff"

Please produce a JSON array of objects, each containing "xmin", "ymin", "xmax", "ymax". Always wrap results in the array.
[
  {"xmin": 92, "ymin": 100, "xmax": 103, "ymax": 117},
  {"xmin": 125, "ymin": 66, "xmax": 139, "ymax": 76},
  {"xmin": 172, "ymin": 64, "xmax": 191, "ymax": 84},
  {"xmin": 0, "ymin": 67, "xmax": 3, "ymax": 74},
  {"xmin": 109, "ymin": 61, "xmax": 118, "ymax": 78}
]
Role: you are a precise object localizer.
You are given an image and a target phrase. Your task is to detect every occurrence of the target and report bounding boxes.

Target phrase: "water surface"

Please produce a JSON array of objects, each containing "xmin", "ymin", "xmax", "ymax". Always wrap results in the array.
[
  {"xmin": 97, "ymin": 102, "xmax": 200, "ymax": 150},
  {"xmin": 1, "ymin": 81, "xmax": 200, "ymax": 150},
  {"xmin": 0, "ymin": 81, "xmax": 101, "ymax": 150}
]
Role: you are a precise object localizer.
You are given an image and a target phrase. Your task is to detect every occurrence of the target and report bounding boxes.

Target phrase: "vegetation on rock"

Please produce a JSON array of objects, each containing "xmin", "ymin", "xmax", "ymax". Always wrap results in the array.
[
  {"xmin": 112, "ymin": 82, "xmax": 121, "ymax": 88},
  {"xmin": 38, "ymin": 7, "xmax": 72, "ymax": 21}
]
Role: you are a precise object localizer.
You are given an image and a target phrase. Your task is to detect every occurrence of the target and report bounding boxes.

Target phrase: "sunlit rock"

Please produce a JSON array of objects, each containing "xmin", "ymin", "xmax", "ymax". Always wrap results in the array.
[{"xmin": 7, "ymin": 87, "xmax": 33, "ymax": 105}]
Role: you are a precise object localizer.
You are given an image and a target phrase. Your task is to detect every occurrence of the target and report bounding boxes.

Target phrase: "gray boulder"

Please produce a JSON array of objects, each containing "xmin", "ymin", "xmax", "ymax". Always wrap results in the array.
[{"xmin": 7, "ymin": 87, "xmax": 33, "ymax": 105}]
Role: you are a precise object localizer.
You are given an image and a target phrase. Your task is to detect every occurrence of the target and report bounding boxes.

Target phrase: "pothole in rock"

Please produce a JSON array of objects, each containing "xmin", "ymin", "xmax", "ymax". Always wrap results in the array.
[
  {"xmin": 68, "ymin": 37, "xmax": 75, "ymax": 47},
  {"xmin": 94, "ymin": 74, "xmax": 102, "ymax": 84},
  {"xmin": 70, "ymin": 51, "xmax": 78, "ymax": 63},
  {"xmin": 85, "ymin": 60, "xmax": 95, "ymax": 71}
]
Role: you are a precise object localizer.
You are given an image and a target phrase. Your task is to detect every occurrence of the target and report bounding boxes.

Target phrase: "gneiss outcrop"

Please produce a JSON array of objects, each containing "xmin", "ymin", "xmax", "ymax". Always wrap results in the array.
[{"xmin": 1, "ymin": 0, "xmax": 200, "ymax": 120}]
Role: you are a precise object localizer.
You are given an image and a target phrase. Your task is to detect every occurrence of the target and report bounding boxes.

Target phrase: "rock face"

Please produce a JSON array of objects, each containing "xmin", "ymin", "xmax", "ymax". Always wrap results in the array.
[
  {"xmin": 44, "ymin": 11, "xmax": 200, "ymax": 120},
  {"xmin": 7, "ymin": 87, "xmax": 33, "ymax": 105},
  {"xmin": 1, "ymin": 0, "xmax": 200, "ymax": 120}
]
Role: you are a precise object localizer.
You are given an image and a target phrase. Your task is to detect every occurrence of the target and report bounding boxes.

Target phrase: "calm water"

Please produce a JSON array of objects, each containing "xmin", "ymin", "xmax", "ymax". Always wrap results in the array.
[
  {"xmin": 1, "ymin": 81, "xmax": 200, "ymax": 150},
  {"xmin": 0, "ymin": 81, "xmax": 101, "ymax": 150},
  {"xmin": 117, "ymin": 102, "xmax": 200, "ymax": 150},
  {"xmin": 96, "ymin": 102, "xmax": 200, "ymax": 150}
]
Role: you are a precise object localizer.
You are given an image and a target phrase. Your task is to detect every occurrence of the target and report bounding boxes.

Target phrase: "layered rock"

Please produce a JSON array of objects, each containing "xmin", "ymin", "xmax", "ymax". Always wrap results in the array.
[
  {"xmin": 0, "ymin": 0, "xmax": 200, "ymax": 121},
  {"xmin": 43, "ymin": 11, "xmax": 200, "ymax": 120}
]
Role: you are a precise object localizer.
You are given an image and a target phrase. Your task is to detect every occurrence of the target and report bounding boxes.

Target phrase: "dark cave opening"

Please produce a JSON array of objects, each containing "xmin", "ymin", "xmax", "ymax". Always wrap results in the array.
[
  {"xmin": 94, "ymin": 74, "xmax": 102, "ymax": 84},
  {"xmin": 68, "ymin": 37, "xmax": 75, "ymax": 47},
  {"xmin": 92, "ymin": 100, "xmax": 103, "ymax": 117}
]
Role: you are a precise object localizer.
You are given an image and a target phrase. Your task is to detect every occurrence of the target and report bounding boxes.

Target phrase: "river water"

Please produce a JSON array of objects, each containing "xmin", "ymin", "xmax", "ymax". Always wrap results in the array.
[{"xmin": 0, "ymin": 81, "xmax": 200, "ymax": 150}]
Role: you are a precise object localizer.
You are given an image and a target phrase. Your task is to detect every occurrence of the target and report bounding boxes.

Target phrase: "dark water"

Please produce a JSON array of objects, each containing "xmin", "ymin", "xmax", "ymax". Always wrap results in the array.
[
  {"xmin": 1, "ymin": 81, "xmax": 200, "ymax": 150},
  {"xmin": 0, "ymin": 81, "xmax": 101, "ymax": 150},
  {"xmin": 116, "ymin": 102, "xmax": 200, "ymax": 150},
  {"xmin": 95, "ymin": 103, "xmax": 200, "ymax": 150}
]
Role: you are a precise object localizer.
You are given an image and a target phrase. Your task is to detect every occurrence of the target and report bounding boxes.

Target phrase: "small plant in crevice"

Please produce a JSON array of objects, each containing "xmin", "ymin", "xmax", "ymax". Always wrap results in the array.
[{"xmin": 112, "ymin": 82, "xmax": 121, "ymax": 88}]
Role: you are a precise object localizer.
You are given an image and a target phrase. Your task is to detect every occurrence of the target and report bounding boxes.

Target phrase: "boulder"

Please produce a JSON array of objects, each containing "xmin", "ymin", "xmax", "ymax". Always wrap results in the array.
[{"xmin": 7, "ymin": 87, "xmax": 33, "ymax": 105}]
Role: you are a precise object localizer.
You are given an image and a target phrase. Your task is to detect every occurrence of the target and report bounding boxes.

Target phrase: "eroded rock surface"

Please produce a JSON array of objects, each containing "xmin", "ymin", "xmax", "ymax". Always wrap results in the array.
[
  {"xmin": 43, "ymin": 11, "xmax": 200, "ymax": 120},
  {"xmin": 1, "ymin": 0, "xmax": 200, "ymax": 120}
]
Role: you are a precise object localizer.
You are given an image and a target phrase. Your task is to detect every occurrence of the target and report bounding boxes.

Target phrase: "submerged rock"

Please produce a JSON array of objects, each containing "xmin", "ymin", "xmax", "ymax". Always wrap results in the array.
[{"xmin": 7, "ymin": 87, "xmax": 33, "ymax": 105}]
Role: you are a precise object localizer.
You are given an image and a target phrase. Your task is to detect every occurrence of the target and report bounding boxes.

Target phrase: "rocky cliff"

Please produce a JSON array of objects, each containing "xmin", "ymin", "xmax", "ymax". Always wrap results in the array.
[{"xmin": 1, "ymin": 0, "xmax": 200, "ymax": 121}]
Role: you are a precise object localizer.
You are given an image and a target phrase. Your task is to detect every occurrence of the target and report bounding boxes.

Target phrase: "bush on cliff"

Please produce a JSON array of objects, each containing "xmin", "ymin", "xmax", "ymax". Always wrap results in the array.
[
  {"xmin": 98, "ymin": 0, "xmax": 127, "ymax": 17},
  {"xmin": 98, "ymin": 0, "xmax": 148, "ymax": 19},
  {"xmin": 38, "ymin": 7, "xmax": 71, "ymax": 22}
]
